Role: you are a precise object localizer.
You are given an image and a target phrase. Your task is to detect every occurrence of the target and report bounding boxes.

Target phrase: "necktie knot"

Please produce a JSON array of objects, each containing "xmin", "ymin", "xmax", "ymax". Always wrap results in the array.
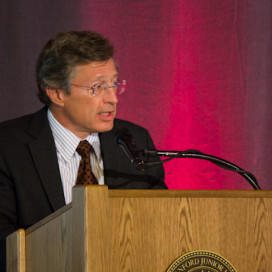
[{"xmin": 76, "ymin": 140, "xmax": 94, "ymax": 158}]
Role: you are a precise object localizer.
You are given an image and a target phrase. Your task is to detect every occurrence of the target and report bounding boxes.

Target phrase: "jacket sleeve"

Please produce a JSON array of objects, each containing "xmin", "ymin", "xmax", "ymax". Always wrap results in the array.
[{"xmin": 0, "ymin": 150, "xmax": 17, "ymax": 272}]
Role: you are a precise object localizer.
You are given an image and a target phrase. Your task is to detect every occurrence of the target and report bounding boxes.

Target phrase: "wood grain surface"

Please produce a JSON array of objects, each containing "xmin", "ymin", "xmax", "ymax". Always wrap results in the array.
[
  {"xmin": 7, "ymin": 229, "xmax": 25, "ymax": 272},
  {"xmin": 107, "ymin": 190, "xmax": 272, "ymax": 271},
  {"xmin": 8, "ymin": 188, "xmax": 272, "ymax": 271}
]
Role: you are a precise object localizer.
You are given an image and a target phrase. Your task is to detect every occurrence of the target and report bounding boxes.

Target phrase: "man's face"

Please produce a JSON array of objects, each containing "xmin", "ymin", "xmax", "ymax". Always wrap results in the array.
[{"xmin": 56, "ymin": 58, "xmax": 119, "ymax": 138}]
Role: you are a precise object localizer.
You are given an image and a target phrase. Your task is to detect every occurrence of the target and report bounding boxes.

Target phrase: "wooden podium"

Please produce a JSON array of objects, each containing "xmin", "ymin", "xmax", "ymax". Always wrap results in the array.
[{"xmin": 7, "ymin": 186, "xmax": 272, "ymax": 271}]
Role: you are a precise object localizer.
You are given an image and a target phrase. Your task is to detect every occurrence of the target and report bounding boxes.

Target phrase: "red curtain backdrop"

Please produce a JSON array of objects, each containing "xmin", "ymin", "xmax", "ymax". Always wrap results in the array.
[{"xmin": 1, "ymin": 0, "xmax": 271, "ymax": 189}]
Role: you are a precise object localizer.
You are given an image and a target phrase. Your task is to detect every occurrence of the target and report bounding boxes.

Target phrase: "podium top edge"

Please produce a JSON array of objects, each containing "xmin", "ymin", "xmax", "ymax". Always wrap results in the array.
[
  {"xmin": 72, "ymin": 186, "xmax": 272, "ymax": 198},
  {"xmin": 107, "ymin": 189, "xmax": 272, "ymax": 198}
]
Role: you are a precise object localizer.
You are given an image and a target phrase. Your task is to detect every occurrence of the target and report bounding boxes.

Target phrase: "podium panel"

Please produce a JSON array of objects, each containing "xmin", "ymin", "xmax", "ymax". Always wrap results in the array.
[{"xmin": 7, "ymin": 187, "xmax": 272, "ymax": 271}]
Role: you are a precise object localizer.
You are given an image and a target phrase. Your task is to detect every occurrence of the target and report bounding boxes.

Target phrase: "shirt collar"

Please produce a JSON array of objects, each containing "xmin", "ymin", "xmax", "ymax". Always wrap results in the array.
[{"xmin": 47, "ymin": 109, "xmax": 101, "ymax": 162}]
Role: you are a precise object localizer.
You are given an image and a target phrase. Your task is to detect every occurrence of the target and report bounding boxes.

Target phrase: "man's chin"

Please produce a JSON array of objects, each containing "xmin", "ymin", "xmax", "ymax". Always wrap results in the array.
[{"xmin": 94, "ymin": 121, "xmax": 114, "ymax": 133}]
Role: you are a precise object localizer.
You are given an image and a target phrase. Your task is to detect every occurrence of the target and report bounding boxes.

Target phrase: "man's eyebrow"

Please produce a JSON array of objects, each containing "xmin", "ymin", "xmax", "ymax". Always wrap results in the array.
[{"xmin": 94, "ymin": 74, "xmax": 119, "ymax": 81}]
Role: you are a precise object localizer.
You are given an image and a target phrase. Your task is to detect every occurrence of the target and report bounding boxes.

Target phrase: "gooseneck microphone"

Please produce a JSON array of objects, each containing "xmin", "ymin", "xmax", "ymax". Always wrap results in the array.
[
  {"xmin": 115, "ymin": 128, "xmax": 261, "ymax": 190},
  {"xmin": 115, "ymin": 128, "xmax": 148, "ymax": 171},
  {"xmin": 142, "ymin": 149, "xmax": 261, "ymax": 190}
]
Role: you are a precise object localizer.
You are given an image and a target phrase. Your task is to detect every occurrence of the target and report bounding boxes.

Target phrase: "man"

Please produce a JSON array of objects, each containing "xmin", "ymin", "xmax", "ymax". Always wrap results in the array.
[{"xmin": 0, "ymin": 31, "xmax": 166, "ymax": 270}]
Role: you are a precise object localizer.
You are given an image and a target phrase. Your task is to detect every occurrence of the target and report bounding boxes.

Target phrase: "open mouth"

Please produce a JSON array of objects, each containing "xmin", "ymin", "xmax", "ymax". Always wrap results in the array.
[{"xmin": 99, "ymin": 112, "xmax": 111, "ymax": 116}]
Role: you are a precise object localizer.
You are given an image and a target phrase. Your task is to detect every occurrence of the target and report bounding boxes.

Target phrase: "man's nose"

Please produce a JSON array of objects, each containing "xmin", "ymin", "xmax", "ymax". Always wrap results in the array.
[{"xmin": 103, "ymin": 87, "xmax": 118, "ymax": 104}]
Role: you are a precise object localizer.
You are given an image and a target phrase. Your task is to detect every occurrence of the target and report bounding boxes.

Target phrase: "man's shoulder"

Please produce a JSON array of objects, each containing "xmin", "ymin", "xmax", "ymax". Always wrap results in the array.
[
  {"xmin": 0, "ymin": 107, "xmax": 48, "ymax": 137},
  {"xmin": 113, "ymin": 118, "xmax": 148, "ymax": 134}
]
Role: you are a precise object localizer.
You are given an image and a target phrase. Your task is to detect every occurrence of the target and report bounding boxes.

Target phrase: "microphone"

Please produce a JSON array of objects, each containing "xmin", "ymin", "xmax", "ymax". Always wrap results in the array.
[
  {"xmin": 142, "ymin": 149, "xmax": 261, "ymax": 190},
  {"xmin": 115, "ymin": 128, "xmax": 147, "ymax": 171}
]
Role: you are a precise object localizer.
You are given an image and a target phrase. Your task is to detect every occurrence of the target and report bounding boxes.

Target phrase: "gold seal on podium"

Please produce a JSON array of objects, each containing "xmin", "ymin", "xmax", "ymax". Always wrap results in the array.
[{"xmin": 167, "ymin": 250, "xmax": 237, "ymax": 272}]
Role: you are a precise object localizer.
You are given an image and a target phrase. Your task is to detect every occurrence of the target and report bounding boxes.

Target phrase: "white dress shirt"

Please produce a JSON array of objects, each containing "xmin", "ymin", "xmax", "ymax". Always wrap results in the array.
[{"xmin": 47, "ymin": 109, "xmax": 104, "ymax": 204}]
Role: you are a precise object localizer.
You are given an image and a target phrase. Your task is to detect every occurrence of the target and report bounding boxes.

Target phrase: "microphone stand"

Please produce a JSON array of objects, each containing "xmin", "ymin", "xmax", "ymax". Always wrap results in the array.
[{"xmin": 140, "ymin": 149, "xmax": 261, "ymax": 190}]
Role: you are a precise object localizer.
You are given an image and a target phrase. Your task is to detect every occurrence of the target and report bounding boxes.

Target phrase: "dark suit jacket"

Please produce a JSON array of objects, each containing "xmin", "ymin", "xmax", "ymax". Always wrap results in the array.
[{"xmin": 0, "ymin": 107, "xmax": 166, "ymax": 270}]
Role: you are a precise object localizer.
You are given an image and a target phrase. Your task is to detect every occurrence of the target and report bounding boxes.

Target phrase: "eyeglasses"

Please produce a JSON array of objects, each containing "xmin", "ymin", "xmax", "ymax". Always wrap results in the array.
[{"xmin": 71, "ymin": 80, "xmax": 127, "ymax": 97}]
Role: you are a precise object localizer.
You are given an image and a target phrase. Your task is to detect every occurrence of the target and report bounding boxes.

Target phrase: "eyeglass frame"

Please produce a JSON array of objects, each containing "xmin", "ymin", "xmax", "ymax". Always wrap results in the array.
[{"xmin": 70, "ymin": 80, "xmax": 127, "ymax": 97}]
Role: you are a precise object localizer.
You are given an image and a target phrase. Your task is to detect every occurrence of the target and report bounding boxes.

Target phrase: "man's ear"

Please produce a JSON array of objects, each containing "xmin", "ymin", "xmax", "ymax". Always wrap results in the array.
[{"xmin": 46, "ymin": 87, "xmax": 65, "ymax": 107}]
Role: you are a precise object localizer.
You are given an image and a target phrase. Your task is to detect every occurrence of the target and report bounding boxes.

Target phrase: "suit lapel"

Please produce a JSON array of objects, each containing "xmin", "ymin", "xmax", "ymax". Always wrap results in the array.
[
  {"xmin": 99, "ymin": 127, "xmax": 123, "ymax": 188},
  {"xmin": 99, "ymin": 120, "xmax": 142, "ymax": 189},
  {"xmin": 28, "ymin": 108, "xmax": 65, "ymax": 211}
]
